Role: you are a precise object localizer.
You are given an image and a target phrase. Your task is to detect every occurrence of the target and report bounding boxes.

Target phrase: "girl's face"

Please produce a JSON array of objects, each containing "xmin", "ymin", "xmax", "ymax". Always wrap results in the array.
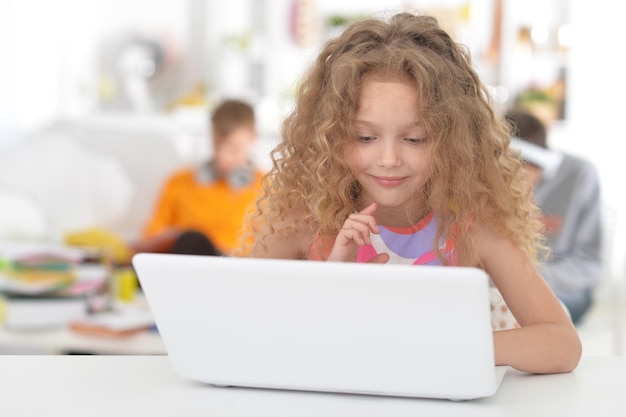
[{"xmin": 346, "ymin": 77, "xmax": 432, "ymax": 224}]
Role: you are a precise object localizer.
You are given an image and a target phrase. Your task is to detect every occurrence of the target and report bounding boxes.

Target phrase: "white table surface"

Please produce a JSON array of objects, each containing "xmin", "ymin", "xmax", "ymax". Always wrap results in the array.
[{"xmin": 0, "ymin": 355, "xmax": 623, "ymax": 417}]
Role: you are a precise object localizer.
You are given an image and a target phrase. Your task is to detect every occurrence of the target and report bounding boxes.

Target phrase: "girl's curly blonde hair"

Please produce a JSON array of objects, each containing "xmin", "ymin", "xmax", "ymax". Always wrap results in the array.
[{"xmin": 243, "ymin": 12, "xmax": 544, "ymax": 265}]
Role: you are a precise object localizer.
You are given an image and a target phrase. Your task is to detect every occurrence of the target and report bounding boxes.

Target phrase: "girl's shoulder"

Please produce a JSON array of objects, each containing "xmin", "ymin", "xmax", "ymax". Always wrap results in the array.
[
  {"xmin": 308, "ymin": 233, "xmax": 335, "ymax": 261},
  {"xmin": 469, "ymin": 218, "xmax": 533, "ymax": 272},
  {"xmin": 458, "ymin": 218, "xmax": 507, "ymax": 268}
]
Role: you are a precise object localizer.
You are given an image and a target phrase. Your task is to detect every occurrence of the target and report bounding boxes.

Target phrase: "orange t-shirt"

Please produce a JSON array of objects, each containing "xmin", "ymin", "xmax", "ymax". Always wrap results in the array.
[{"xmin": 143, "ymin": 167, "xmax": 264, "ymax": 254}]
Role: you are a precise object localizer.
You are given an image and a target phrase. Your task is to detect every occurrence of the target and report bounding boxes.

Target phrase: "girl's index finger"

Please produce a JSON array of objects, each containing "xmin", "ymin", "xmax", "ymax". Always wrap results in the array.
[{"xmin": 358, "ymin": 202, "xmax": 380, "ymax": 234}]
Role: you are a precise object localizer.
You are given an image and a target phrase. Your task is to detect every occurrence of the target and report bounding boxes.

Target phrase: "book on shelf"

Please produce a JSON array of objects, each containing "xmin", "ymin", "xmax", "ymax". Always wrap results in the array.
[
  {"xmin": 0, "ymin": 241, "xmax": 87, "ymax": 295},
  {"xmin": 0, "ymin": 241, "xmax": 111, "ymax": 330},
  {"xmin": 0, "ymin": 272, "xmax": 111, "ymax": 330},
  {"xmin": 0, "ymin": 293, "xmax": 88, "ymax": 330},
  {"xmin": 69, "ymin": 307, "xmax": 156, "ymax": 338}
]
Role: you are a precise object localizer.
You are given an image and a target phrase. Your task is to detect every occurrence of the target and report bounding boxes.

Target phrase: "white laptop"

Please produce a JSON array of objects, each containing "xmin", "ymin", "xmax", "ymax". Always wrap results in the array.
[{"xmin": 132, "ymin": 253, "xmax": 507, "ymax": 400}]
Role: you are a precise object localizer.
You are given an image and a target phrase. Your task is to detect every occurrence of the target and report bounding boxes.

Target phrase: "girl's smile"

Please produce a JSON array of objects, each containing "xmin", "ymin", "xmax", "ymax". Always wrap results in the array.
[{"xmin": 371, "ymin": 175, "xmax": 408, "ymax": 187}]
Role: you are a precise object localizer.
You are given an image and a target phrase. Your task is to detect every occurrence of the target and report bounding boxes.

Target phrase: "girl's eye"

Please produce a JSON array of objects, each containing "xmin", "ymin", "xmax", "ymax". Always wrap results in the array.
[
  {"xmin": 406, "ymin": 137, "xmax": 426, "ymax": 145},
  {"xmin": 358, "ymin": 136, "xmax": 376, "ymax": 143}
]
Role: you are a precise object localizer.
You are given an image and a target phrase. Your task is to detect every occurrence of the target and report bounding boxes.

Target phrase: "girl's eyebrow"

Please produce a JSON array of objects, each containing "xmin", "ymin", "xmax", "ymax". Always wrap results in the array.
[{"xmin": 353, "ymin": 119, "xmax": 424, "ymax": 128}]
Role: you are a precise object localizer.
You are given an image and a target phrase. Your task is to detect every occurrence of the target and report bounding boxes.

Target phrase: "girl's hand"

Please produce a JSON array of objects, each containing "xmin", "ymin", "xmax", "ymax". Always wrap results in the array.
[{"xmin": 327, "ymin": 203, "xmax": 389, "ymax": 263}]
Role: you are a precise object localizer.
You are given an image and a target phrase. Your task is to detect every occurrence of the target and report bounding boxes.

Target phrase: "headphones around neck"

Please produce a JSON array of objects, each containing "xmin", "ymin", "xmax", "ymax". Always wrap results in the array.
[{"xmin": 195, "ymin": 160, "xmax": 254, "ymax": 189}]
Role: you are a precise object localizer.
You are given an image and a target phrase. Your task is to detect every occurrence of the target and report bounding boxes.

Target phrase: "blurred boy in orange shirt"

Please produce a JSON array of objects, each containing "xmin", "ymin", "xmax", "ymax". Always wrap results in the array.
[{"xmin": 133, "ymin": 99, "xmax": 264, "ymax": 256}]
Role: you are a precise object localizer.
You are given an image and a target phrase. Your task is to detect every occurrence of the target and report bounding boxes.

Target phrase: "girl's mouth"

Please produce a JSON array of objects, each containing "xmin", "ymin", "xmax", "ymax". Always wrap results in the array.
[{"xmin": 373, "ymin": 176, "xmax": 407, "ymax": 187}]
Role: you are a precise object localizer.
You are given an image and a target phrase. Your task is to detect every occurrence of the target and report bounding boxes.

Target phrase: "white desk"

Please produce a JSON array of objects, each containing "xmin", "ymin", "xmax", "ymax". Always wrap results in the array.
[{"xmin": 0, "ymin": 355, "xmax": 623, "ymax": 417}]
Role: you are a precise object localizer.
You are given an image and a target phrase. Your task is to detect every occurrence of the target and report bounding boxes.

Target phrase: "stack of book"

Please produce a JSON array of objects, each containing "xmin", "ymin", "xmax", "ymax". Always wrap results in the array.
[{"xmin": 0, "ymin": 242, "xmax": 109, "ymax": 330}]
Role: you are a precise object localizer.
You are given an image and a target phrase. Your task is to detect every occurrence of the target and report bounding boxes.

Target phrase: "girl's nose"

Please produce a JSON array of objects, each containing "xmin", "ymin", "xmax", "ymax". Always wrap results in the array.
[{"xmin": 377, "ymin": 140, "xmax": 401, "ymax": 167}]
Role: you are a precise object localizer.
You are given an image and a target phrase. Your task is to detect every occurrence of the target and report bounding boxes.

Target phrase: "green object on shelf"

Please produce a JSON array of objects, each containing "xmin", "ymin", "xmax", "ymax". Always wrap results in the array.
[{"xmin": 516, "ymin": 89, "xmax": 554, "ymax": 104}]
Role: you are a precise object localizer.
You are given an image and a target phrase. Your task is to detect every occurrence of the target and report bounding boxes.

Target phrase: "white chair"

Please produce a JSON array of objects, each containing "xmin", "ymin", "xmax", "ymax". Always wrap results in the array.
[
  {"xmin": 601, "ymin": 202, "xmax": 624, "ymax": 355},
  {"xmin": 576, "ymin": 202, "xmax": 625, "ymax": 356}
]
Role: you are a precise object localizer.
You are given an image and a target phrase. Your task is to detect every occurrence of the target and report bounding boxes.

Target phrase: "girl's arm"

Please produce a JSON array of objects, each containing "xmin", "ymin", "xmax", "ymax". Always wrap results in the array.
[{"xmin": 475, "ymin": 223, "xmax": 582, "ymax": 374}]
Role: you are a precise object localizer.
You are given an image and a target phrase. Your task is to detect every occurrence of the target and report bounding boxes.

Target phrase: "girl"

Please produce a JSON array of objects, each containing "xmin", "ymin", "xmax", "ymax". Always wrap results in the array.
[{"xmin": 244, "ymin": 12, "xmax": 581, "ymax": 374}]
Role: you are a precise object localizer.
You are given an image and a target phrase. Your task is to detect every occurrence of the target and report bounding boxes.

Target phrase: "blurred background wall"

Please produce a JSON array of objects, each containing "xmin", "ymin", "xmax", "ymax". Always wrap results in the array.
[{"xmin": 0, "ymin": 0, "xmax": 624, "ymax": 269}]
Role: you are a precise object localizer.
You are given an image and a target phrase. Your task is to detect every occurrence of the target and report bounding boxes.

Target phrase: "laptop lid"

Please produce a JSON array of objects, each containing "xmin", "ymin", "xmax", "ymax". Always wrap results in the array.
[{"xmin": 132, "ymin": 253, "xmax": 505, "ymax": 400}]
